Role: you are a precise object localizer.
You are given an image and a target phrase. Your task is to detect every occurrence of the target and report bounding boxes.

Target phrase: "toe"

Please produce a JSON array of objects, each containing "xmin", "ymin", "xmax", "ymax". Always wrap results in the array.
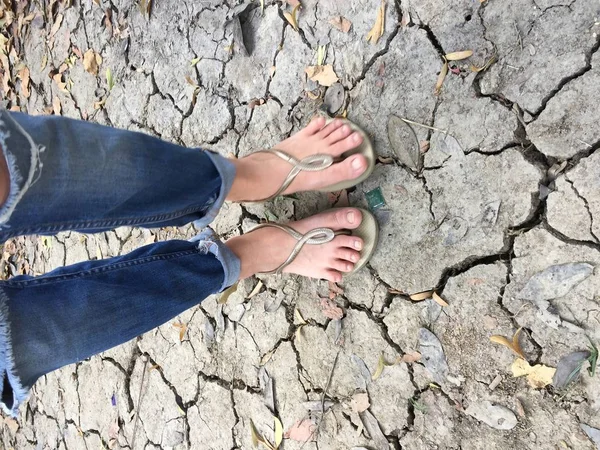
[
  {"xmin": 324, "ymin": 269, "xmax": 343, "ymax": 283},
  {"xmin": 335, "ymin": 246, "xmax": 361, "ymax": 263},
  {"xmin": 325, "ymin": 124, "xmax": 353, "ymax": 146},
  {"xmin": 330, "ymin": 131, "xmax": 363, "ymax": 154},
  {"xmin": 313, "ymin": 154, "xmax": 367, "ymax": 190},
  {"xmin": 317, "ymin": 118, "xmax": 344, "ymax": 139},
  {"xmin": 331, "ymin": 208, "xmax": 363, "ymax": 230},
  {"xmin": 303, "ymin": 116, "xmax": 326, "ymax": 135},
  {"xmin": 331, "ymin": 259, "xmax": 355, "ymax": 273},
  {"xmin": 335, "ymin": 234, "xmax": 364, "ymax": 251}
]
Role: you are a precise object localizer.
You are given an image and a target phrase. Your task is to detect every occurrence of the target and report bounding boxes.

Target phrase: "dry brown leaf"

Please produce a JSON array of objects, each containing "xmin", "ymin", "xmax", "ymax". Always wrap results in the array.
[
  {"xmin": 50, "ymin": 13, "xmax": 63, "ymax": 37},
  {"xmin": 328, "ymin": 281, "xmax": 344, "ymax": 299},
  {"xmin": 409, "ymin": 290, "xmax": 434, "ymax": 301},
  {"xmin": 350, "ymin": 392, "xmax": 370, "ymax": 413},
  {"xmin": 511, "ymin": 359, "xmax": 556, "ymax": 389},
  {"xmin": 470, "ymin": 53, "xmax": 497, "ymax": 73},
  {"xmin": 83, "ymin": 49, "xmax": 102, "ymax": 75},
  {"xmin": 329, "ymin": 16, "xmax": 351, "ymax": 33},
  {"xmin": 17, "ymin": 66, "xmax": 30, "ymax": 98},
  {"xmin": 52, "ymin": 96, "xmax": 61, "ymax": 115},
  {"xmin": 420, "ymin": 140, "xmax": 430, "ymax": 153},
  {"xmin": 366, "ymin": 0, "xmax": 386, "ymax": 44},
  {"xmin": 284, "ymin": 419, "xmax": 315, "ymax": 442},
  {"xmin": 490, "ymin": 327, "xmax": 526, "ymax": 359},
  {"xmin": 148, "ymin": 363, "xmax": 161, "ymax": 371},
  {"xmin": 185, "ymin": 75, "xmax": 198, "ymax": 87},
  {"xmin": 172, "ymin": 322, "xmax": 187, "ymax": 342},
  {"xmin": 435, "ymin": 61, "xmax": 448, "ymax": 95},
  {"xmin": 445, "ymin": 50, "xmax": 473, "ymax": 61},
  {"xmin": 248, "ymin": 280, "xmax": 264, "ymax": 299},
  {"xmin": 4, "ymin": 417, "xmax": 19, "ymax": 434},
  {"xmin": 378, "ymin": 155, "xmax": 394, "ymax": 164},
  {"xmin": 432, "ymin": 292, "xmax": 449, "ymax": 307},
  {"xmin": 283, "ymin": 3, "xmax": 301, "ymax": 31},
  {"xmin": 305, "ymin": 64, "xmax": 339, "ymax": 87},
  {"xmin": 401, "ymin": 351, "xmax": 422, "ymax": 363},
  {"xmin": 219, "ymin": 281, "xmax": 239, "ymax": 304},
  {"xmin": 319, "ymin": 297, "xmax": 344, "ymax": 320}
]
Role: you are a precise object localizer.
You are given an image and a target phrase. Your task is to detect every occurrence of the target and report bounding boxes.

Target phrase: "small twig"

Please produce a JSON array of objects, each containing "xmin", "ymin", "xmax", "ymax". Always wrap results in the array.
[
  {"xmin": 399, "ymin": 117, "xmax": 449, "ymax": 134},
  {"xmin": 576, "ymin": 139, "xmax": 593, "ymax": 148},
  {"xmin": 131, "ymin": 358, "xmax": 149, "ymax": 449},
  {"xmin": 514, "ymin": 22, "xmax": 523, "ymax": 51},
  {"xmin": 299, "ymin": 350, "xmax": 340, "ymax": 449}
]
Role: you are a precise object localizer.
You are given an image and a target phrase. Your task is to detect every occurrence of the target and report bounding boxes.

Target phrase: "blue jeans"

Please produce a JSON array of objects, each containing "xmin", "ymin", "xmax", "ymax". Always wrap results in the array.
[{"xmin": 0, "ymin": 110, "xmax": 241, "ymax": 416}]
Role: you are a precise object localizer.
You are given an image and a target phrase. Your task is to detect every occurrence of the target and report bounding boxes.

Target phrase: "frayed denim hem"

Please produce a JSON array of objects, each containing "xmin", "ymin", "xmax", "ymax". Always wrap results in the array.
[
  {"xmin": 0, "ymin": 289, "xmax": 28, "ymax": 417},
  {"xmin": 193, "ymin": 151, "xmax": 236, "ymax": 230},
  {"xmin": 0, "ymin": 110, "xmax": 44, "ymax": 229},
  {"xmin": 191, "ymin": 228, "xmax": 240, "ymax": 292}
]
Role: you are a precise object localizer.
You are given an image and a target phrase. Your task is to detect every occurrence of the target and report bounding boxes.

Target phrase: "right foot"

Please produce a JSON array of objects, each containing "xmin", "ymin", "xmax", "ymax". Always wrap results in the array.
[
  {"xmin": 225, "ymin": 208, "xmax": 364, "ymax": 282},
  {"xmin": 226, "ymin": 117, "xmax": 367, "ymax": 202}
]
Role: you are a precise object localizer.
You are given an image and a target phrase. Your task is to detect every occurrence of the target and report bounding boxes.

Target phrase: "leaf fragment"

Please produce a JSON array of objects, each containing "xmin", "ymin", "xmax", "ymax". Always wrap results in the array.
[
  {"xmin": 219, "ymin": 281, "xmax": 239, "ymax": 304},
  {"xmin": 445, "ymin": 50, "xmax": 473, "ymax": 61},
  {"xmin": 294, "ymin": 308, "xmax": 307, "ymax": 325},
  {"xmin": 350, "ymin": 392, "xmax": 370, "ymax": 413},
  {"xmin": 106, "ymin": 68, "xmax": 114, "ymax": 91},
  {"xmin": 372, "ymin": 353, "xmax": 396, "ymax": 380},
  {"xmin": 409, "ymin": 290, "xmax": 434, "ymax": 301},
  {"xmin": 50, "ymin": 14, "xmax": 63, "ymax": 37},
  {"xmin": 435, "ymin": 61, "xmax": 448, "ymax": 95},
  {"xmin": 274, "ymin": 417, "xmax": 283, "ymax": 448},
  {"xmin": 316, "ymin": 44, "xmax": 327, "ymax": 66},
  {"xmin": 190, "ymin": 57, "xmax": 201, "ymax": 66},
  {"xmin": 490, "ymin": 328, "xmax": 526, "ymax": 359},
  {"xmin": 83, "ymin": 49, "xmax": 102, "ymax": 76},
  {"xmin": 248, "ymin": 280, "xmax": 264, "ymax": 299},
  {"xmin": 283, "ymin": 4, "xmax": 301, "ymax": 31},
  {"xmin": 52, "ymin": 96, "xmax": 61, "ymax": 115},
  {"xmin": 401, "ymin": 351, "xmax": 422, "ymax": 363},
  {"xmin": 432, "ymin": 292, "xmax": 449, "ymax": 307},
  {"xmin": 319, "ymin": 297, "xmax": 344, "ymax": 320},
  {"xmin": 305, "ymin": 64, "xmax": 339, "ymax": 87},
  {"xmin": 470, "ymin": 53, "xmax": 497, "ymax": 73},
  {"xmin": 511, "ymin": 358, "xmax": 556, "ymax": 388},
  {"xmin": 329, "ymin": 16, "xmax": 351, "ymax": 33},
  {"xmin": 17, "ymin": 66, "xmax": 30, "ymax": 98},
  {"xmin": 284, "ymin": 419, "xmax": 316, "ymax": 442},
  {"xmin": 366, "ymin": 0, "xmax": 386, "ymax": 44},
  {"xmin": 172, "ymin": 322, "xmax": 187, "ymax": 342}
]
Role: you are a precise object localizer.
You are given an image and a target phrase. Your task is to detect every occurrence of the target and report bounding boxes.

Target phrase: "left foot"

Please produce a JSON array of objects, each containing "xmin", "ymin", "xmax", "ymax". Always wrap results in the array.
[{"xmin": 226, "ymin": 116, "xmax": 366, "ymax": 202}]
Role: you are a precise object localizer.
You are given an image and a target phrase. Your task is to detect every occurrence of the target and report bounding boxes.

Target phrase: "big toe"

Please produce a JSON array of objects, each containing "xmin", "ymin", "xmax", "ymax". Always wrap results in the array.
[{"xmin": 324, "ymin": 207, "xmax": 364, "ymax": 231}]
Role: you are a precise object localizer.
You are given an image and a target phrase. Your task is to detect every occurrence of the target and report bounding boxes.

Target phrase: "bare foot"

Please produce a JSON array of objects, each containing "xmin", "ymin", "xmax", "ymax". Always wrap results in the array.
[
  {"xmin": 225, "ymin": 208, "xmax": 364, "ymax": 282},
  {"xmin": 227, "ymin": 117, "xmax": 366, "ymax": 202}
]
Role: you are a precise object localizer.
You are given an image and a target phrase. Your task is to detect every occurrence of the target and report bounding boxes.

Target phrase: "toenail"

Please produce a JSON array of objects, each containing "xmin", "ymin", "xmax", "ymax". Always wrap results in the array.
[
  {"xmin": 352, "ymin": 157, "xmax": 365, "ymax": 171},
  {"xmin": 347, "ymin": 211, "xmax": 355, "ymax": 223},
  {"xmin": 354, "ymin": 240, "xmax": 362, "ymax": 250},
  {"xmin": 351, "ymin": 254, "xmax": 358, "ymax": 262},
  {"xmin": 352, "ymin": 133, "xmax": 361, "ymax": 142},
  {"xmin": 346, "ymin": 264, "xmax": 352, "ymax": 271},
  {"xmin": 342, "ymin": 125, "xmax": 350, "ymax": 133}
]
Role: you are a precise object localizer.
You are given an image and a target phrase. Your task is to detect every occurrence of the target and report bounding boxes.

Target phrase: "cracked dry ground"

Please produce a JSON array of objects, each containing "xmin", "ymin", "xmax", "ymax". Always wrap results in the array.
[{"xmin": 1, "ymin": 0, "xmax": 600, "ymax": 449}]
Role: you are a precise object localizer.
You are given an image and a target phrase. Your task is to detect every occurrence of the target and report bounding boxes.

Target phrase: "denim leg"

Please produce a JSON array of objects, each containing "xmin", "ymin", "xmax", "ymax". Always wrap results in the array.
[
  {"xmin": 0, "ymin": 111, "xmax": 243, "ymax": 416},
  {"xmin": 0, "ymin": 234, "xmax": 239, "ymax": 416},
  {"xmin": 0, "ymin": 110, "xmax": 236, "ymax": 240}
]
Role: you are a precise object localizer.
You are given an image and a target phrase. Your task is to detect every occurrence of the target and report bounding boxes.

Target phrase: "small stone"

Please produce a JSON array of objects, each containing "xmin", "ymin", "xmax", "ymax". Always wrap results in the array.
[{"xmin": 418, "ymin": 328, "xmax": 449, "ymax": 384}]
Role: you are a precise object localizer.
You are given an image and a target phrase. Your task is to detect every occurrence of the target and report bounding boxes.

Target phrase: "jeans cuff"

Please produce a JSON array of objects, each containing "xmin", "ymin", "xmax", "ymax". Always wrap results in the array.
[
  {"xmin": 0, "ymin": 289, "xmax": 29, "ymax": 417},
  {"xmin": 193, "ymin": 151, "xmax": 236, "ymax": 229},
  {"xmin": 0, "ymin": 110, "xmax": 44, "ymax": 228},
  {"xmin": 190, "ymin": 228, "xmax": 241, "ymax": 291}
]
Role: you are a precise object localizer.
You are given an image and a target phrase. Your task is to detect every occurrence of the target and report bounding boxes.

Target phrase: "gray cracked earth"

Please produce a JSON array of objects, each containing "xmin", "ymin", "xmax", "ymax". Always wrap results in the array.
[{"xmin": 1, "ymin": 0, "xmax": 600, "ymax": 449}]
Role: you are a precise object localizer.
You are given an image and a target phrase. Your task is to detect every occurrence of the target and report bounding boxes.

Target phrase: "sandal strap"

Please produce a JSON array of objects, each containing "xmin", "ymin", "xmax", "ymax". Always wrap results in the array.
[
  {"xmin": 252, "ymin": 223, "xmax": 336, "ymax": 275},
  {"xmin": 254, "ymin": 149, "xmax": 334, "ymax": 202}
]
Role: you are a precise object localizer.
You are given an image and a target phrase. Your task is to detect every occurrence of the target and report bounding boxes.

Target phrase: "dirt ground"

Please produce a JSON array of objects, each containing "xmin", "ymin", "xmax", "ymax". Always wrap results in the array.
[{"xmin": 1, "ymin": 0, "xmax": 600, "ymax": 449}]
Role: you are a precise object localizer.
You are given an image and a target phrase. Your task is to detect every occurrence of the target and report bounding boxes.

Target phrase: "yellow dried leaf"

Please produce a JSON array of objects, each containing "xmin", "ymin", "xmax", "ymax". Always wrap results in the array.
[
  {"xmin": 329, "ymin": 16, "xmax": 352, "ymax": 33},
  {"xmin": 372, "ymin": 353, "xmax": 395, "ymax": 380},
  {"xmin": 274, "ymin": 416, "xmax": 283, "ymax": 448},
  {"xmin": 172, "ymin": 322, "xmax": 187, "ymax": 342},
  {"xmin": 106, "ymin": 68, "xmax": 114, "ymax": 90},
  {"xmin": 305, "ymin": 64, "xmax": 339, "ymax": 87},
  {"xmin": 490, "ymin": 327, "xmax": 526, "ymax": 359},
  {"xmin": 316, "ymin": 45, "xmax": 327, "ymax": 66},
  {"xmin": 248, "ymin": 280, "xmax": 263, "ymax": 299},
  {"xmin": 50, "ymin": 13, "xmax": 63, "ymax": 37},
  {"xmin": 444, "ymin": 50, "xmax": 473, "ymax": 61},
  {"xmin": 219, "ymin": 281, "xmax": 239, "ymax": 304},
  {"xmin": 432, "ymin": 292, "xmax": 449, "ymax": 307},
  {"xmin": 409, "ymin": 290, "xmax": 434, "ymax": 301},
  {"xmin": 190, "ymin": 57, "xmax": 201, "ymax": 66},
  {"xmin": 294, "ymin": 308, "xmax": 307, "ymax": 325},
  {"xmin": 283, "ymin": 4, "xmax": 301, "ymax": 31},
  {"xmin": 511, "ymin": 359, "xmax": 556, "ymax": 389},
  {"xmin": 470, "ymin": 53, "xmax": 497, "ymax": 73},
  {"xmin": 366, "ymin": 0, "xmax": 385, "ymax": 44},
  {"xmin": 52, "ymin": 96, "xmax": 61, "ymax": 115},
  {"xmin": 250, "ymin": 419, "xmax": 261, "ymax": 446},
  {"xmin": 83, "ymin": 49, "xmax": 101, "ymax": 75},
  {"xmin": 435, "ymin": 61, "xmax": 448, "ymax": 95},
  {"xmin": 41, "ymin": 54, "xmax": 48, "ymax": 70}
]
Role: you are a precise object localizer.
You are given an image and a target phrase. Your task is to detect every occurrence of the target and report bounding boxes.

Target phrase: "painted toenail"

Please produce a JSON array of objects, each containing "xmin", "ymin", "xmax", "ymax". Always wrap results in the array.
[
  {"xmin": 354, "ymin": 240, "xmax": 362, "ymax": 250},
  {"xmin": 352, "ymin": 157, "xmax": 365, "ymax": 171},
  {"xmin": 347, "ymin": 211, "xmax": 355, "ymax": 223}
]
